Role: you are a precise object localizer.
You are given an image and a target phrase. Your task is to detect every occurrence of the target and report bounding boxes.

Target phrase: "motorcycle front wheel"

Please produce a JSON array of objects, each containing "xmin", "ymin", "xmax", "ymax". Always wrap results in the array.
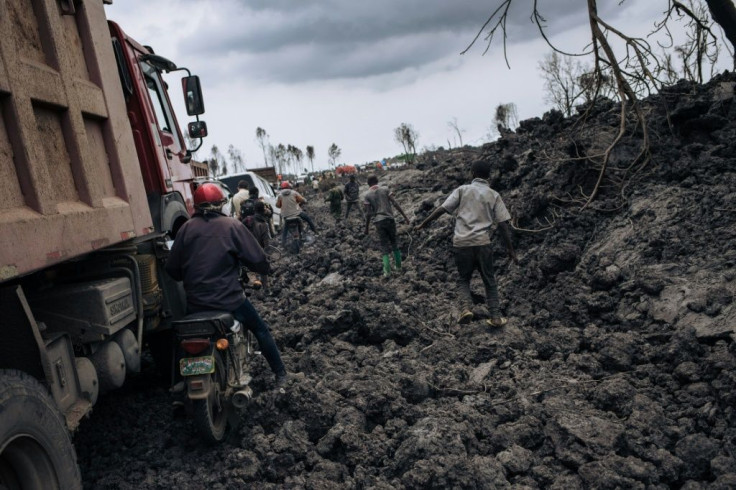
[{"xmin": 192, "ymin": 351, "xmax": 230, "ymax": 443}]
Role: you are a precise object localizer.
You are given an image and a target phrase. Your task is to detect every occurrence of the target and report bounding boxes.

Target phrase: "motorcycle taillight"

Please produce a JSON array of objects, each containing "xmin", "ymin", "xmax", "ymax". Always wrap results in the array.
[{"xmin": 180, "ymin": 338, "xmax": 211, "ymax": 355}]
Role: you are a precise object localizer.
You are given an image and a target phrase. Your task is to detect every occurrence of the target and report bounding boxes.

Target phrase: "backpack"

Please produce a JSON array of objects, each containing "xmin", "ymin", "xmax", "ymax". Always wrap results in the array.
[
  {"xmin": 239, "ymin": 198, "xmax": 256, "ymax": 223},
  {"xmin": 243, "ymin": 215, "xmax": 255, "ymax": 230},
  {"xmin": 345, "ymin": 182, "xmax": 359, "ymax": 201}
]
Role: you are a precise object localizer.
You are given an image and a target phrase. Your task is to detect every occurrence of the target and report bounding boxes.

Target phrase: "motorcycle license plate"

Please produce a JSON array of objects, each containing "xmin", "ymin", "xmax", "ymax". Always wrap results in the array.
[{"xmin": 179, "ymin": 356, "xmax": 215, "ymax": 376}]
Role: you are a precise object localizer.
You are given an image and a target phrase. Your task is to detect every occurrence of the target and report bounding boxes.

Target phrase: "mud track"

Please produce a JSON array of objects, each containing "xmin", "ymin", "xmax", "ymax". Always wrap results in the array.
[{"xmin": 76, "ymin": 73, "xmax": 736, "ymax": 489}]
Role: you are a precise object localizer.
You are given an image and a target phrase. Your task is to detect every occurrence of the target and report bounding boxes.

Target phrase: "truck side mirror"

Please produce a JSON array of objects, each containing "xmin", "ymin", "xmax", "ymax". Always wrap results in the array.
[
  {"xmin": 188, "ymin": 121, "xmax": 208, "ymax": 139},
  {"xmin": 182, "ymin": 75, "xmax": 205, "ymax": 115}
]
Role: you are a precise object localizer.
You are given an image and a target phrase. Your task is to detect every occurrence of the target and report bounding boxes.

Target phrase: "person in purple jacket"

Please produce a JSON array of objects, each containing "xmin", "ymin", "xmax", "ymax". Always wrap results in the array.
[{"xmin": 166, "ymin": 183, "xmax": 287, "ymax": 387}]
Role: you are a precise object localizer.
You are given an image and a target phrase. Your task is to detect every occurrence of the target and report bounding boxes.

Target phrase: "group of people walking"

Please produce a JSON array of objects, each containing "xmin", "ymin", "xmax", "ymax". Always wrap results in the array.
[{"xmin": 167, "ymin": 160, "xmax": 517, "ymax": 389}]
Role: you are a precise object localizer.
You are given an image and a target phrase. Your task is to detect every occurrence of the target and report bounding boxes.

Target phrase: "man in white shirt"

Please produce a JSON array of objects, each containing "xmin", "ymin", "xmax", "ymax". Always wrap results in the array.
[
  {"xmin": 231, "ymin": 180, "xmax": 250, "ymax": 218},
  {"xmin": 416, "ymin": 160, "xmax": 517, "ymax": 327}
]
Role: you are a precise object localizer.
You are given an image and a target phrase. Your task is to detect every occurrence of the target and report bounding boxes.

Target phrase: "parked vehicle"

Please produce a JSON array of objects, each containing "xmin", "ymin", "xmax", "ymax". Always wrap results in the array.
[
  {"xmin": 0, "ymin": 1, "xmax": 208, "ymax": 486},
  {"xmin": 296, "ymin": 172, "xmax": 309, "ymax": 185},
  {"xmin": 220, "ymin": 171, "xmax": 282, "ymax": 228},
  {"xmin": 247, "ymin": 166, "xmax": 279, "ymax": 186},
  {"xmin": 336, "ymin": 164, "xmax": 357, "ymax": 176}
]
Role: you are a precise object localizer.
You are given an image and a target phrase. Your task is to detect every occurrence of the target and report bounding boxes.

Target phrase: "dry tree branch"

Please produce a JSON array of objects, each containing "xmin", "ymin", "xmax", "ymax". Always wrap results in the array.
[
  {"xmin": 461, "ymin": 0, "xmax": 513, "ymax": 64},
  {"xmin": 470, "ymin": 0, "xmax": 724, "ymax": 210},
  {"xmin": 510, "ymin": 209, "xmax": 559, "ymax": 233}
]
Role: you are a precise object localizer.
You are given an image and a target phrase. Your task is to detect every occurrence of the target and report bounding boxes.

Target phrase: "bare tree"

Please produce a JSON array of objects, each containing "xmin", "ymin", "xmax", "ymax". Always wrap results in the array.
[
  {"xmin": 227, "ymin": 145, "xmax": 245, "ymax": 173},
  {"xmin": 447, "ymin": 117, "xmax": 464, "ymax": 147},
  {"xmin": 327, "ymin": 143, "xmax": 341, "ymax": 168},
  {"xmin": 306, "ymin": 145, "xmax": 315, "ymax": 172},
  {"xmin": 670, "ymin": 0, "xmax": 723, "ymax": 82},
  {"xmin": 285, "ymin": 145, "xmax": 303, "ymax": 176},
  {"xmin": 273, "ymin": 144, "xmax": 286, "ymax": 176},
  {"xmin": 539, "ymin": 51, "xmax": 615, "ymax": 116},
  {"xmin": 255, "ymin": 127, "xmax": 269, "ymax": 166},
  {"xmin": 291, "ymin": 146, "xmax": 304, "ymax": 174},
  {"xmin": 209, "ymin": 145, "xmax": 223, "ymax": 178},
  {"xmin": 268, "ymin": 145, "xmax": 278, "ymax": 172},
  {"xmin": 393, "ymin": 123, "xmax": 419, "ymax": 164},
  {"xmin": 464, "ymin": 0, "xmax": 733, "ymax": 207},
  {"xmin": 494, "ymin": 103, "xmax": 518, "ymax": 131},
  {"xmin": 703, "ymin": 0, "xmax": 736, "ymax": 65}
]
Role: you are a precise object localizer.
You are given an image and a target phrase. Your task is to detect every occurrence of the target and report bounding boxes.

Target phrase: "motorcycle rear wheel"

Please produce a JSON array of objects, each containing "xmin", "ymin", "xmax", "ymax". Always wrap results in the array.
[
  {"xmin": 286, "ymin": 224, "xmax": 301, "ymax": 254},
  {"xmin": 192, "ymin": 352, "xmax": 230, "ymax": 443}
]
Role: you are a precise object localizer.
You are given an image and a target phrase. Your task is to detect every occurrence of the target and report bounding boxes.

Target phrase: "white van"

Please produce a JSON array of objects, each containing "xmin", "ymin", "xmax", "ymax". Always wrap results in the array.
[{"xmin": 219, "ymin": 172, "xmax": 281, "ymax": 228}]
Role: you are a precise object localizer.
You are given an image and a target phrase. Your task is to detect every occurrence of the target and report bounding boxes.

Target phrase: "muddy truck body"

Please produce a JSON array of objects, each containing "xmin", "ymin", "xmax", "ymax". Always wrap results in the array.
[{"xmin": 0, "ymin": 0, "xmax": 208, "ymax": 487}]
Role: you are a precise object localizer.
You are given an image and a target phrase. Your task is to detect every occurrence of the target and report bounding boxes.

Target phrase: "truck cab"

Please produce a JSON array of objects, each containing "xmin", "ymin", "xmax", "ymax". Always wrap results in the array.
[
  {"xmin": 0, "ymin": 2, "xmax": 209, "ymax": 486},
  {"xmin": 109, "ymin": 21, "xmax": 206, "ymax": 237}
]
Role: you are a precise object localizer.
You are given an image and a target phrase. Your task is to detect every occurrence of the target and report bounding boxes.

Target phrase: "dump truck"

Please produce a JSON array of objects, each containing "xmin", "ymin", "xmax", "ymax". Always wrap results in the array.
[{"xmin": 0, "ymin": 1, "xmax": 209, "ymax": 487}]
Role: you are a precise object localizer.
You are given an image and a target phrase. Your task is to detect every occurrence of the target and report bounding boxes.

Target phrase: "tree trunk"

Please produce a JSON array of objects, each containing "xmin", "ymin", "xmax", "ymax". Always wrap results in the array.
[{"xmin": 705, "ymin": 0, "xmax": 736, "ymax": 67}]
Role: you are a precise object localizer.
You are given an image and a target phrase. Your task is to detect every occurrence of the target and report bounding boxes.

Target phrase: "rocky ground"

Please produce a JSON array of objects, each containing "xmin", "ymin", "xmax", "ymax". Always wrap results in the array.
[{"xmin": 75, "ymin": 72, "xmax": 736, "ymax": 489}]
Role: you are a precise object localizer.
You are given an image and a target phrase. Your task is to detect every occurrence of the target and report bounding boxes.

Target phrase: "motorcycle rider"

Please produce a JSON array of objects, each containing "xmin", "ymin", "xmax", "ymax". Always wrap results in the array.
[
  {"xmin": 165, "ymin": 183, "xmax": 287, "ymax": 386},
  {"xmin": 276, "ymin": 181, "xmax": 317, "ymax": 243}
]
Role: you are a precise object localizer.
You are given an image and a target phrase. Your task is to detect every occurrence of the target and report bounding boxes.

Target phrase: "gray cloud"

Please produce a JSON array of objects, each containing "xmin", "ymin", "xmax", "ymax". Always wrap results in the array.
[{"xmin": 179, "ymin": 0, "xmax": 597, "ymax": 83}]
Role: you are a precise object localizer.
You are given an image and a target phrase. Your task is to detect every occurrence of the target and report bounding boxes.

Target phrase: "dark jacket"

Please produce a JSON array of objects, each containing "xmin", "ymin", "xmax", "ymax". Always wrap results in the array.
[
  {"xmin": 166, "ymin": 211, "xmax": 270, "ymax": 311},
  {"xmin": 250, "ymin": 213, "xmax": 271, "ymax": 251},
  {"xmin": 344, "ymin": 181, "xmax": 360, "ymax": 202}
]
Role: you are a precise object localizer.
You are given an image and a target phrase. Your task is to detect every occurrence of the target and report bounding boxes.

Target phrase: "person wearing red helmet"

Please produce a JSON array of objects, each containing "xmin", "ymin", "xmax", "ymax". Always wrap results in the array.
[{"xmin": 166, "ymin": 183, "xmax": 287, "ymax": 386}]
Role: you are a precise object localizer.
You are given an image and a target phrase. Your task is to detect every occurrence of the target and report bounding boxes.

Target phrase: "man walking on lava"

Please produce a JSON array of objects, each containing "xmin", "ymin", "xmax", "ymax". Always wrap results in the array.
[
  {"xmin": 415, "ymin": 160, "xmax": 517, "ymax": 327},
  {"xmin": 364, "ymin": 174, "xmax": 410, "ymax": 278}
]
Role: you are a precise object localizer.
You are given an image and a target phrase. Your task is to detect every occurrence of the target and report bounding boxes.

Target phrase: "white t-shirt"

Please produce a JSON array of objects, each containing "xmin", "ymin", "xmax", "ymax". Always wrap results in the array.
[{"xmin": 441, "ymin": 178, "xmax": 511, "ymax": 247}]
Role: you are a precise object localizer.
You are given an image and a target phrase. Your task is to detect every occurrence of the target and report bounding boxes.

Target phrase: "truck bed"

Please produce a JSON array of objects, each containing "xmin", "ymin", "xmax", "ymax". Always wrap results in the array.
[{"xmin": 0, "ymin": 0, "xmax": 152, "ymax": 281}]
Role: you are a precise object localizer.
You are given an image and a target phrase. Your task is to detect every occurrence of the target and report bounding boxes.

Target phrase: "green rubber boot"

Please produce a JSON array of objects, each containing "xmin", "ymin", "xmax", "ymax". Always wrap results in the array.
[
  {"xmin": 393, "ymin": 249, "xmax": 402, "ymax": 272},
  {"xmin": 382, "ymin": 255, "xmax": 391, "ymax": 277}
]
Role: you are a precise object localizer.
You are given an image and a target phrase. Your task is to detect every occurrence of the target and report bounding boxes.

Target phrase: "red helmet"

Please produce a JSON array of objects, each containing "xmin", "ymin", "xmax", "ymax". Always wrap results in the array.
[
  {"xmin": 280, "ymin": 181, "xmax": 292, "ymax": 189},
  {"xmin": 193, "ymin": 183, "xmax": 226, "ymax": 210}
]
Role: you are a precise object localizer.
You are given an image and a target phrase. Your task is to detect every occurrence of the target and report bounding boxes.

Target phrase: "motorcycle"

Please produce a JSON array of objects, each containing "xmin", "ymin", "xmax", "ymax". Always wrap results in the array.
[
  {"xmin": 170, "ymin": 309, "xmax": 255, "ymax": 442},
  {"xmin": 283, "ymin": 216, "xmax": 303, "ymax": 254}
]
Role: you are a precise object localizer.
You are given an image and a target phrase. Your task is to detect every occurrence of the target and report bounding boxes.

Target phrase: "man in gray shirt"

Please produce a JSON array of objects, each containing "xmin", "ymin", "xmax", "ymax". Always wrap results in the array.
[
  {"xmin": 364, "ymin": 175, "xmax": 410, "ymax": 277},
  {"xmin": 416, "ymin": 160, "xmax": 517, "ymax": 327}
]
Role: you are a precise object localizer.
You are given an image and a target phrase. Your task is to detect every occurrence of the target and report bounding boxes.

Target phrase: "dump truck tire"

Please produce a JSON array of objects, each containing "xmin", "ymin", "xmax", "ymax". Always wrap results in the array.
[{"xmin": 0, "ymin": 369, "xmax": 81, "ymax": 490}]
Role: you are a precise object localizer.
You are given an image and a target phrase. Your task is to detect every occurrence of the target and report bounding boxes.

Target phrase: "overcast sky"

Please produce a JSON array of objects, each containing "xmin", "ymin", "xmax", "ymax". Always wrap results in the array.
[{"xmin": 104, "ymin": 1, "xmax": 726, "ymax": 172}]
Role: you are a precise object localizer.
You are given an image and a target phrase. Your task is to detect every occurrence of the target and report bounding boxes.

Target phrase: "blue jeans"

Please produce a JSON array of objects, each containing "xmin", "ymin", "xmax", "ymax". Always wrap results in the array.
[
  {"xmin": 231, "ymin": 299, "xmax": 285, "ymax": 376},
  {"xmin": 299, "ymin": 211, "xmax": 317, "ymax": 232}
]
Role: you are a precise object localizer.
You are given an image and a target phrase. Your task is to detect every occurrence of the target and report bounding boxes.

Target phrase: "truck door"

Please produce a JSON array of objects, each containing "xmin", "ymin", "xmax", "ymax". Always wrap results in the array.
[{"xmin": 141, "ymin": 61, "xmax": 186, "ymax": 186}]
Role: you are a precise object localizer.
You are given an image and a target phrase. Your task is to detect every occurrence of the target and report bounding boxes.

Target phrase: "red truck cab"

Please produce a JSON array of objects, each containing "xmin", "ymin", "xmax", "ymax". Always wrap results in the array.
[{"xmin": 108, "ymin": 21, "xmax": 206, "ymax": 236}]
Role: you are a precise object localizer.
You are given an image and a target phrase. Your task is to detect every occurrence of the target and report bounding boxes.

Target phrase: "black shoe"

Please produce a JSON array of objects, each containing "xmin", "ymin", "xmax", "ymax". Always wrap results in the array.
[{"xmin": 275, "ymin": 372, "xmax": 288, "ymax": 389}]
